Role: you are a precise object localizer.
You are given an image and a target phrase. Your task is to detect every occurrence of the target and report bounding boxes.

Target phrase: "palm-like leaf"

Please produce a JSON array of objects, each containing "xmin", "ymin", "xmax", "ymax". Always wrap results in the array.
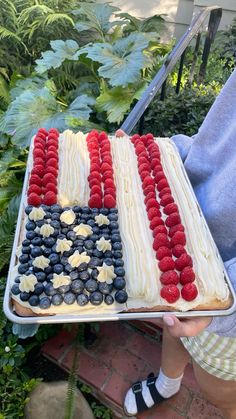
[
  {"xmin": 0, "ymin": 195, "xmax": 21, "ymax": 271},
  {"xmin": 35, "ymin": 40, "xmax": 80, "ymax": 74}
]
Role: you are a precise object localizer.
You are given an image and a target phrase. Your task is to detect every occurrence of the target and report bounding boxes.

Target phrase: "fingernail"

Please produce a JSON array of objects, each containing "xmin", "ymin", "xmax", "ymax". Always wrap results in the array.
[{"xmin": 163, "ymin": 316, "xmax": 175, "ymax": 326}]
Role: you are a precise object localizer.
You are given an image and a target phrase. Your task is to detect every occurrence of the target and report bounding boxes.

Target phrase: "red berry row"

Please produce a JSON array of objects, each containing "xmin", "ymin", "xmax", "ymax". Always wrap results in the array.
[
  {"xmin": 86, "ymin": 130, "xmax": 116, "ymax": 209},
  {"xmin": 27, "ymin": 128, "xmax": 59, "ymax": 207},
  {"xmin": 130, "ymin": 133, "xmax": 198, "ymax": 304}
]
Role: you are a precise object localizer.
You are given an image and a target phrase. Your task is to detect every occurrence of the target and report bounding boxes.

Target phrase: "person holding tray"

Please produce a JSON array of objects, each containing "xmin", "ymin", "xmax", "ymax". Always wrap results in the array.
[{"xmin": 123, "ymin": 68, "xmax": 236, "ymax": 418}]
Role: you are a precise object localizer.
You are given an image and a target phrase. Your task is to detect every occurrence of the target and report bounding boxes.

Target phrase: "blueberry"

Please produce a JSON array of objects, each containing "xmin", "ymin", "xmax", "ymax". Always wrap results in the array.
[
  {"xmin": 78, "ymin": 262, "xmax": 88, "ymax": 272},
  {"xmin": 51, "ymin": 204, "xmax": 62, "ymax": 213},
  {"xmin": 64, "ymin": 263, "xmax": 73, "ymax": 273},
  {"xmin": 29, "ymin": 295, "xmax": 39, "ymax": 306},
  {"xmin": 87, "ymin": 219, "xmax": 95, "ymax": 227},
  {"xmin": 71, "ymin": 279, "xmax": 84, "ymax": 294},
  {"xmin": 114, "ymin": 259, "xmax": 124, "ymax": 267},
  {"xmin": 61, "ymin": 225, "xmax": 69, "ymax": 232},
  {"xmin": 53, "ymin": 264, "xmax": 64, "ymax": 274},
  {"xmin": 90, "ymin": 234, "xmax": 99, "ymax": 242},
  {"xmin": 105, "ymin": 294, "xmax": 114, "ymax": 305},
  {"xmin": 104, "ymin": 250, "xmax": 113, "ymax": 258},
  {"xmin": 113, "ymin": 250, "xmax": 122, "ymax": 259},
  {"xmin": 81, "ymin": 206, "xmax": 90, "ymax": 214},
  {"xmin": 73, "ymin": 205, "xmax": 81, "ymax": 213},
  {"xmin": 110, "ymin": 208, "xmax": 118, "ymax": 213},
  {"xmin": 85, "ymin": 279, "xmax": 98, "ymax": 292},
  {"xmin": 44, "ymin": 283, "xmax": 57, "ymax": 296},
  {"xmin": 91, "ymin": 208, "xmax": 99, "ymax": 214},
  {"xmin": 101, "ymin": 227, "xmax": 109, "ymax": 234},
  {"xmin": 11, "ymin": 284, "xmax": 20, "ymax": 295},
  {"xmin": 58, "ymin": 284, "xmax": 71, "ymax": 294},
  {"xmin": 36, "ymin": 220, "xmax": 45, "ymax": 228},
  {"xmin": 26, "ymin": 231, "xmax": 37, "ymax": 240},
  {"xmin": 113, "ymin": 242, "xmax": 122, "ymax": 251},
  {"xmin": 35, "ymin": 272, "xmax": 46, "ymax": 282},
  {"xmin": 44, "ymin": 211, "xmax": 51, "ymax": 219},
  {"xmin": 69, "ymin": 271, "xmax": 79, "ymax": 280},
  {"xmin": 41, "ymin": 204, "xmax": 50, "ymax": 212},
  {"xmin": 44, "ymin": 266, "xmax": 53, "ymax": 275},
  {"xmin": 111, "ymin": 234, "xmax": 121, "ymax": 243},
  {"xmin": 49, "ymin": 220, "xmax": 60, "ymax": 229},
  {"xmin": 63, "ymin": 206, "xmax": 72, "ymax": 211},
  {"xmin": 93, "ymin": 249, "xmax": 103, "ymax": 258},
  {"xmin": 67, "ymin": 231, "xmax": 76, "ymax": 241},
  {"xmin": 52, "ymin": 293, "xmax": 63, "ymax": 306},
  {"xmin": 51, "ymin": 229, "xmax": 59, "ymax": 238},
  {"xmin": 49, "ymin": 253, "xmax": 60, "ymax": 265},
  {"xmin": 39, "ymin": 297, "xmax": 51, "ymax": 309},
  {"xmin": 19, "ymin": 254, "xmax": 29, "ymax": 264},
  {"xmin": 91, "ymin": 269, "xmax": 98, "ymax": 280},
  {"xmin": 51, "ymin": 244, "xmax": 58, "ymax": 253},
  {"xmin": 61, "ymin": 256, "xmax": 68, "ymax": 266},
  {"xmin": 74, "ymin": 239, "xmax": 84, "ymax": 247},
  {"xmin": 14, "ymin": 276, "xmax": 21, "ymax": 283},
  {"xmin": 109, "ymin": 221, "xmax": 119, "ymax": 230},
  {"xmin": 98, "ymin": 282, "xmax": 113, "ymax": 295},
  {"xmin": 114, "ymin": 267, "xmax": 125, "ymax": 277},
  {"xmin": 79, "ymin": 271, "xmax": 90, "ymax": 281},
  {"xmin": 64, "ymin": 249, "xmax": 74, "ymax": 257},
  {"xmin": 64, "ymin": 292, "xmax": 76, "ymax": 305},
  {"xmin": 32, "ymin": 237, "xmax": 43, "ymax": 246},
  {"xmin": 77, "ymin": 293, "xmax": 89, "ymax": 306},
  {"xmin": 43, "ymin": 237, "xmax": 56, "ymax": 247},
  {"xmin": 115, "ymin": 290, "xmax": 128, "ymax": 303},
  {"xmin": 25, "ymin": 205, "xmax": 33, "ymax": 215},
  {"xmin": 101, "ymin": 234, "xmax": 110, "ymax": 240},
  {"xmin": 88, "ymin": 257, "xmax": 102, "ymax": 269},
  {"xmin": 22, "ymin": 239, "xmax": 31, "ymax": 246},
  {"xmin": 43, "ymin": 247, "xmax": 52, "ymax": 257},
  {"xmin": 92, "ymin": 226, "xmax": 100, "ymax": 235},
  {"xmin": 104, "ymin": 258, "xmax": 113, "ymax": 266},
  {"xmin": 113, "ymin": 277, "xmax": 126, "ymax": 290},
  {"xmin": 47, "ymin": 273, "xmax": 54, "ymax": 281},
  {"xmin": 81, "ymin": 214, "xmax": 90, "ymax": 221},
  {"xmin": 31, "ymin": 246, "xmax": 43, "ymax": 258},
  {"xmin": 34, "ymin": 283, "xmax": 44, "ymax": 295},
  {"xmin": 51, "ymin": 213, "xmax": 60, "ymax": 221},
  {"xmin": 32, "ymin": 266, "xmax": 41, "ymax": 273},
  {"xmin": 20, "ymin": 292, "xmax": 30, "ymax": 301},
  {"xmin": 58, "ymin": 234, "xmax": 66, "ymax": 240},
  {"xmin": 90, "ymin": 291, "xmax": 103, "ymax": 305},
  {"xmin": 22, "ymin": 246, "xmax": 31, "ymax": 254},
  {"xmin": 100, "ymin": 208, "xmax": 109, "ymax": 215},
  {"xmin": 26, "ymin": 221, "xmax": 36, "ymax": 231},
  {"xmin": 18, "ymin": 263, "xmax": 29, "ymax": 274},
  {"xmin": 86, "ymin": 250, "xmax": 93, "ymax": 257},
  {"xmin": 108, "ymin": 213, "xmax": 118, "ymax": 221}
]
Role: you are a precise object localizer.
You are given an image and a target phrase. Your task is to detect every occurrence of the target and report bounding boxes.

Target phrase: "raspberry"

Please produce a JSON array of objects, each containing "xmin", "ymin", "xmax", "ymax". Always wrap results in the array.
[
  {"xmin": 90, "ymin": 163, "xmax": 100, "ymax": 172},
  {"xmin": 87, "ymin": 130, "xmax": 99, "ymax": 140},
  {"xmin": 99, "ymin": 131, "xmax": 108, "ymax": 141},
  {"xmin": 32, "ymin": 165, "xmax": 45, "ymax": 177},
  {"xmin": 140, "ymin": 170, "xmax": 150, "ymax": 182},
  {"xmin": 152, "ymin": 225, "xmax": 166, "ymax": 237},
  {"xmin": 48, "ymin": 128, "xmax": 59, "ymax": 136},
  {"xmin": 91, "ymin": 185, "xmax": 102, "ymax": 197},
  {"xmin": 48, "ymin": 133, "xmax": 59, "ymax": 141},
  {"xmin": 164, "ymin": 203, "xmax": 178, "ymax": 215},
  {"xmin": 88, "ymin": 142, "xmax": 99, "ymax": 152},
  {"xmin": 46, "ymin": 151, "xmax": 58, "ymax": 161},
  {"xmin": 169, "ymin": 224, "xmax": 185, "ymax": 238},
  {"xmin": 156, "ymin": 246, "xmax": 172, "ymax": 260},
  {"xmin": 89, "ymin": 178, "xmax": 101, "ymax": 188},
  {"xmin": 171, "ymin": 231, "xmax": 186, "ymax": 247},
  {"xmin": 142, "ymin": 176, "xmax": 155, "ymax": 189},
  {"xmin": 131, "ymin": 134, "xmax": 140, "ymax": 143},
  {"xmin": 104, "ymin": 194, "xmax": 116, "ymax": 208},
  {"xmin": 160, "ymin": 270, "xmax": 179, "ymax": 285},
  {"xmin": 144, "ymin": 192, "xmax": 156, "ymax": 204},
  {"xmin": 146, "ymin": 133, "xmax": 154, "ymax": 140},
  {"xmin": 47, "ymin": 146, "xmax": 58, "ymax": 154},
  {"xmin": 45, "ymin": 167, "xmax": 58, "ymax": 177},
  {"xmin": 34, "ymin": 157, "xmax": 44, "ymax": 166},
  {"xmin": 157, "ymin": 178, "xmax": 169, "ymax": 191},
  {"xmin": 146, "ymin": 199, "xmax": 159, "ymax": 211},
  {"xmin": 160, "ymin": 194, "xmax": 174, "ymax": 207},
  {"xmin": 159, "ymin": 187, "xmax": 171, "ymax": 198},
  {"xmin": 180, "ymin": 267, "xmax": 195, "ymax": 285},
  {"xmin": 153, "ymin": 234, "xmax": 170, "ymax": 251},
  {"xmin": 34, "ymin": 136, "xmax": 46, "ymax": 146},
  {"xmin": 88, "ymin": 171, "xmax": 101, "ymax": 182},
  {"xmin": 159, "ymin": 256, "xmax": 175, "ymax": 272},
  {"xmin": 138, "ymin": 163, "xmax": 150, "ymax": 174},
  {"xmin": 33, "ymin": 149, "xmax": 45, "ymax": 159},
  {"xmin": 47, "ymin": 139, "xmax": 58, "ymax": 149},
  {"xmin": 27, "ymin": 185, "xmax": 42, "ymax": 195},
  {"xmin": 148, "ymin": 207, "xmax": 160, "ymax": 220},
  {"xmin": 138, "ymin": 156, "xmax": 149, "ymax": 166},
  {"xmin": 45, "ymin": 182, "xmax": 57, "ymax": 193},
  {"xmin": 153, "ymin": 165, "xmax": 162, "ymax": 175},
  {"xmin": 42, "ymin": 173, "xmax": 57, "ymax": 186},
  {"xmin": 165, "ymin": 212, "xmax": 181, "ymax": 227},
  {"xmin": 104, "ymin": 178, "xmax": 114, "ymax": 188},
  {"xmin": 104, "ymin": 187, "xmax": 116, "ymax": 198},
  {"xmin": 175, "ymin": 254, "xmax": 193, "ymax": 271},
  {"xmin": 102, "ymin": 156, "xmax": 112, "ymax": 165},
  {"xmin": 102, "ymin": 170, "xmax": 114, "ymax": 181},
  {"xmin": 38, "ymin": 128, "xmax": 48, "ymax": 135},
  {"xmin": 88, "ymin": 194, "xmax": 102, "ymax": 208},
  {"xmin": 42, "ymin": 191, "xmax": 57, "ymax": 205},
  {"xmin": 181, "ymin": 283, "xmax": 198, "ymax": 301},
  {"xmin": 147, "ymin": 143, "xmax": 156, "ymax": 153},
  {"xmin": 28, "ymin": 193, "xmax": 42, "ymax": 206},
  {"xmin": 101, "ymin": 162, "xmax": 112, "ymax": 172},
  {"xmin": 140, "ymin": 135, "xmax": 148, "ymax": 144},
  {"xmin": 46, "ymin": 158, "xmax": 58, "ymax": 169},
  {"xmin": 150, "ymin": 158, "xmax": 161, "ymax": 170},
  {"xmin": 172, "ymin": 244, "xmax": 186, "ymax": 258},
  {"xmin": 29, "ymin": 174, "xmax": 42, "ymax": 186},
  {"xmin": 101, "ymin": 143, "xmax": 111, "ymax": 153},
  {"xmin": 89, "ymin": 150, "xmax": 99, "ymax": 159},
  {"xmin": 144, "ymin": 185, "xmax": 155, "ymax": 196},
  {"xmin": 151, "ymin": 152, "xmax": 160, "ymax": 160},
  {"xmin": 160, "ymin": 284, "xmax": 180, "ymax": 303},
  {"xmin": 155, "ymin": 171, "xmax": 166, "ymax": 183},
  {"xmin": 34, "ymin": 140, "xmax": 45, "ymax": 150},
  {"xmin": 150, "ymin": 217, "xmax": 164, "ymax": 230},
  {"xmin": 135, "ymin": 144, "xmax": 146, "ymax": 155}
]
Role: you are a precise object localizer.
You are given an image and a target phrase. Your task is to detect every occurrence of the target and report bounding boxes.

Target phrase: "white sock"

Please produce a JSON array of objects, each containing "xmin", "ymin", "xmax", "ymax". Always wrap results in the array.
[{"xmin": 124, "ymin": 369, "xmax": 183, "ymax": 415}]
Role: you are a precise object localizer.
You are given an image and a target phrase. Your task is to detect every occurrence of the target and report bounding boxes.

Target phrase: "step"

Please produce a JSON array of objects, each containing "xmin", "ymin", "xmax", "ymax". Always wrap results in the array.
[{"xmin": 42, "ymin": 321, "xmax": 223, "ymax": 419}]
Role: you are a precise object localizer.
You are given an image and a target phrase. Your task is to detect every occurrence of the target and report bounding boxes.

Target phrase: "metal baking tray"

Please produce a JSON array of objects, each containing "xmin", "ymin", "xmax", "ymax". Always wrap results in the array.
[{"xmin": 3, "ymin": 137, "xmax": 236, "ymax": 324}]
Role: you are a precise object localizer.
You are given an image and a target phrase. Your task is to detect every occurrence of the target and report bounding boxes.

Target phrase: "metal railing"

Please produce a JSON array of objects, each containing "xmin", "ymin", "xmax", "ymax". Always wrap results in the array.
[{"xmin": 120, "ymin": 6, "xmax": 222, "ymax": 135}]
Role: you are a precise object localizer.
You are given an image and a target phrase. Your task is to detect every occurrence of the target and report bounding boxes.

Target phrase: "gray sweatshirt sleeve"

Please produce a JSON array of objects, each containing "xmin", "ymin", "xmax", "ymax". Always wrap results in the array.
[
  {"xmin": 170, "ymin": 133, "xmax": 194, "ymax": 161},
  {"xmin": 205, "ymin": 259, "xmax": 236, "ymax": 337}
]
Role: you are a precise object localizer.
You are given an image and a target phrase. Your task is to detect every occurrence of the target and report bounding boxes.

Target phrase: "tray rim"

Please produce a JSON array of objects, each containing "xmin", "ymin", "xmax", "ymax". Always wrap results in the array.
[{"xmin": 3, "ymin": 136, "xmax": 236, "ymax": 324}]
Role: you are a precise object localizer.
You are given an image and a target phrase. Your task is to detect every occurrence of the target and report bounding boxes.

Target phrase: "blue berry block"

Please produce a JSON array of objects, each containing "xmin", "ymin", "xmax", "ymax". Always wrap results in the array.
[{"xmin": 39, "ymin": 297, "xmax": 51, "ymax": 310}]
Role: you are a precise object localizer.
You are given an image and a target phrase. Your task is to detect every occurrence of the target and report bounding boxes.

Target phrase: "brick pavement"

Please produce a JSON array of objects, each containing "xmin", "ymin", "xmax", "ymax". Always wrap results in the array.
[{"xmin": 41, "ymin": 321, "xmax": 223, "ymax": 419}]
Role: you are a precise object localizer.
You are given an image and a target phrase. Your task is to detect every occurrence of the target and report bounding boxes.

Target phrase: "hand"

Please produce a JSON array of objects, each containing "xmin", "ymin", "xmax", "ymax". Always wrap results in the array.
[
  {"xmin": 115, "ymin": 129, "xmax": 126, "ymax": 137},
  {"xmin": 161, "ymin": 314, "xmax": 212, "ymax": 338}
]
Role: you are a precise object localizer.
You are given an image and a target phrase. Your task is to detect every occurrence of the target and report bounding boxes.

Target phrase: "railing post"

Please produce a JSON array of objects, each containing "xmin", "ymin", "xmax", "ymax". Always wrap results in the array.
[
  {"xmin": 189, "ymin": 32, "xmax": 201, "ymax": 85},
  {"xmin": 176, "ymin": 49, "xmax": 186, "ymax": 94}
]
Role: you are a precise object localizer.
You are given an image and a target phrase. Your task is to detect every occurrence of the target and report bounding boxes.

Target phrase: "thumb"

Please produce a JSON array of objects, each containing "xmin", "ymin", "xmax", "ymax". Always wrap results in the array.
[{"xmin": 162, "ymin": 315, "xmax": 210, "ymax": 337}]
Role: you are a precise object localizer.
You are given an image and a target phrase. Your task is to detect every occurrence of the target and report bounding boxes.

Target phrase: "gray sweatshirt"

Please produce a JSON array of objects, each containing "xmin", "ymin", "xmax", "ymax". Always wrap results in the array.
[{"xmin": 171, "ymin": 68, "xmax": 236, "ymax": 337}]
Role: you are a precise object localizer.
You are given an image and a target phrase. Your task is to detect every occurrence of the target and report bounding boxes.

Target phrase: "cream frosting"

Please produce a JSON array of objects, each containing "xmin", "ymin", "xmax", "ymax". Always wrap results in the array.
[
  {"xmin": 73, "ymin": 223, "xmax": 93, "ymax": 237},
  {"xmin": 28, "ymin": 207, "xmax": 46, "ymax": 221},
  {"xmin": 52, "ymin": 274, "xmax": 71, "ymax": 289},
  {"xmin": 40, "ymin": 224, "xmax": 54, "ymax": 237},
  {"xmin": 60, "ymin": 209, "xmax": 76, "ymax": 225},
  {"xmin": 19, "ymin": 274, "xmax": 37, "ymax": 292},
  {"xmin": 32, "ymin": 256, "xmax": 50, "ymax": 270},
  {"xmin": 96, "ymin": 237, "xmax": 112, "ymax": 252},
  {"xmin": 68, "ymin": 251, "xmax": 90, "ymax": 268},
  {"xmin": 97, "ymin": 263, "xmax": 116, "ymax": 283},
  {"xmin": 95, "ymin": 214, "xmax": 110, "ymax": 226},
  {"xmin": 56, "ymin": 238, "xmax": 73, "ymax": 254}
]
